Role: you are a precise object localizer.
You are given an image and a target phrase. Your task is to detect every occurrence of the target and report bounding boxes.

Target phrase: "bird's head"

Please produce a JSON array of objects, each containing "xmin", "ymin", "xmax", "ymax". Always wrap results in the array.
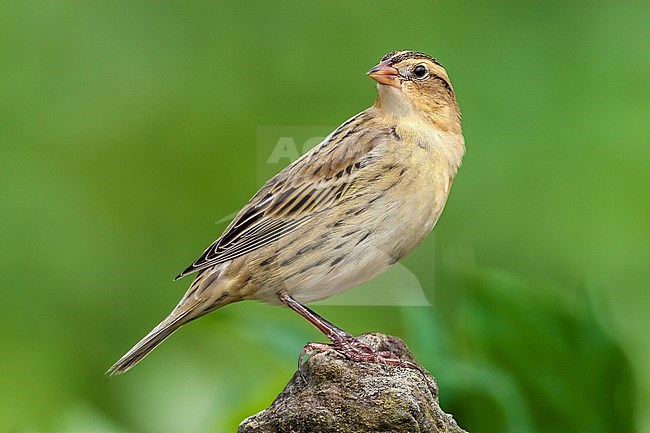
[{"xmin": 368, "ymin": 50, "xmax": 459, "ymax": 128}]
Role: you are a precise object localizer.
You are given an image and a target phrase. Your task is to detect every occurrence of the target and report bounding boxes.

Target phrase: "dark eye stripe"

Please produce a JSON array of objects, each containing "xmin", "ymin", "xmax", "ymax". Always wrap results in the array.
[{"xmin": 431, "ymin": 73, "xmax": 452, "ymax": 92}]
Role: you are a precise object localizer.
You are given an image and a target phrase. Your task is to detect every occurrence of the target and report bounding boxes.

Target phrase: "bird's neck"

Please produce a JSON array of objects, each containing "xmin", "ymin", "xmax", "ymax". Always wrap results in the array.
[
  {"xmin": 373, "ymin": 86, "xmax": 462, "ymax": 134},
  {"xmin": 372, "ymin": 88, "xmax": 465, "ymax": 172}
]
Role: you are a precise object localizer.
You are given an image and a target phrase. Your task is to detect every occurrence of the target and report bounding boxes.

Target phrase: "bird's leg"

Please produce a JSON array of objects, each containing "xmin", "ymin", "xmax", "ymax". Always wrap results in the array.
[
  {"xmin": 278, "ymin": 293, "xmax": 417, "ymax": 378},
  {"xmin": 278, "ymin": 292, "xmax": 352, "ymax": 341}
]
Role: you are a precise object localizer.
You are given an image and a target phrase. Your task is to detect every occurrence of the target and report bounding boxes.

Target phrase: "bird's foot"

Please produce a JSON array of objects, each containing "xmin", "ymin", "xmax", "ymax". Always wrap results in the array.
[{"xmin": 297, "ymin": 335, "xmax": 423, "ymax": 382}]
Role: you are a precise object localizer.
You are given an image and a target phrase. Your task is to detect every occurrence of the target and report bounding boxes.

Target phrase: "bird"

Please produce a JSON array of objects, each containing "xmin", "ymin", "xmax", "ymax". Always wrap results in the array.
[{"xmin": 108, "ymin": 50, "xmax": 465, "ymax": 376}]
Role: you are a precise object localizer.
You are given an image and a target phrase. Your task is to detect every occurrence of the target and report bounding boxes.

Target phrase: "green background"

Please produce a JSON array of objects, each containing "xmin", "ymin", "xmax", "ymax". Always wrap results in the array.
[{"xmin": 1, "ymin": 1, "xmax": 648, "ymax": 432}]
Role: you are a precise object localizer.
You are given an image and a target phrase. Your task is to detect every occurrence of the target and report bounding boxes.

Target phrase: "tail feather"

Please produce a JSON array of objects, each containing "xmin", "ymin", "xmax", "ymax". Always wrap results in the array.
[
  {"xmin": 108, "ymin": 271, "xmax": 235, "ymax": 376},
  {"xmin": 107, "ymin": 306, "xmax": 197, "ymax": 376}
]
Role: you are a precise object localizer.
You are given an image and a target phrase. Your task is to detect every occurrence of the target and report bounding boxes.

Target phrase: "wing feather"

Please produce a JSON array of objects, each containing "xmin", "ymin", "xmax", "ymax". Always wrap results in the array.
[{"xmin": 175, "ymin": 110, "xmax": 389, "ymax": 279}]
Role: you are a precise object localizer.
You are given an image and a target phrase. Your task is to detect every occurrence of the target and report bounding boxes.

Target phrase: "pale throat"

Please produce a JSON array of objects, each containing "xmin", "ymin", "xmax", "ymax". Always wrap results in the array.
[
  {"xmin": 374, "ymin": 84, "xmax": 465, "ymax": 172},
  {"xmin": 374, "ymin": 85, "xmax": 416, "ymax": 117}
]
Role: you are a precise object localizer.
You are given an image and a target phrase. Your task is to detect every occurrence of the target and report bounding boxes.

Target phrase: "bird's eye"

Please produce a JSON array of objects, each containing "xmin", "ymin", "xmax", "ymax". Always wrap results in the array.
[{"xmin": 413, "ymin": 65, "xmax": 428, "ymax": 79}]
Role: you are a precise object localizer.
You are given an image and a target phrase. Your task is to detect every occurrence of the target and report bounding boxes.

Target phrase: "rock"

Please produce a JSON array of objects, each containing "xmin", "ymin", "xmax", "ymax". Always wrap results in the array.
[{"xmin": 238, "ymin": 333, "xmax": 468, "ymax": 433}]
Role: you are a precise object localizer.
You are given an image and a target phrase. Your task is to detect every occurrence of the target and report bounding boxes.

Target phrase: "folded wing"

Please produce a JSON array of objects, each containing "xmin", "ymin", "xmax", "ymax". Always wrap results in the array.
[{"xmin": 176, "ymin": 111, "xmax": 389, "ymax": 279}]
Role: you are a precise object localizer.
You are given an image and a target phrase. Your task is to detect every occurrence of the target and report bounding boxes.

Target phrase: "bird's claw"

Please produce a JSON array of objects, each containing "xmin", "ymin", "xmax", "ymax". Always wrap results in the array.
[{"xmin": 296, "ymin": 336, "xmax": 426, "ymax": 383}]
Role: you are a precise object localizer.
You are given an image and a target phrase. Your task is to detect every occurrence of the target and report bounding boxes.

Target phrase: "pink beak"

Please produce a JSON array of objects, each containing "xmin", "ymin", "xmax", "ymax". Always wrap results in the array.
[{"xmin": 367, "ymin": 60, "xmax": 401, "ymax": 88}]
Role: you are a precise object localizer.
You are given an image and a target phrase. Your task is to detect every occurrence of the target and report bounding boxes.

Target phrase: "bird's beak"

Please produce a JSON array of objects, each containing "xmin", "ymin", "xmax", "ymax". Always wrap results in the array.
[{"xmin": 367, "ymin": 60, "xmax": 401, "ymax": 88}]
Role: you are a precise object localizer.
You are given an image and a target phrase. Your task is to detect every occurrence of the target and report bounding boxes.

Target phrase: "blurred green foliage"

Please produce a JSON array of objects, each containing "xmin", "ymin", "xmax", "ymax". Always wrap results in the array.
[{"xmin": 1, "ymin": 1, "xmax": 648, "ymax": 432}]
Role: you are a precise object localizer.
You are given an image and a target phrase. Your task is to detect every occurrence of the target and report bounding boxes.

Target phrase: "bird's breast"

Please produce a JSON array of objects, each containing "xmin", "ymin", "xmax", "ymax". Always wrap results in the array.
[{"xmin": 235, "ymin": 125, "xmax": 462, "ymax": 305}]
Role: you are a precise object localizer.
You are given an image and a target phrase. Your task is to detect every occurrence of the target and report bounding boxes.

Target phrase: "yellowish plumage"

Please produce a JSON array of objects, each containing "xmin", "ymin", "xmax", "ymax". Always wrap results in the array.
[{"xmin": 108, "ymin": 50, "xmax": 465, "ymax": 375}]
